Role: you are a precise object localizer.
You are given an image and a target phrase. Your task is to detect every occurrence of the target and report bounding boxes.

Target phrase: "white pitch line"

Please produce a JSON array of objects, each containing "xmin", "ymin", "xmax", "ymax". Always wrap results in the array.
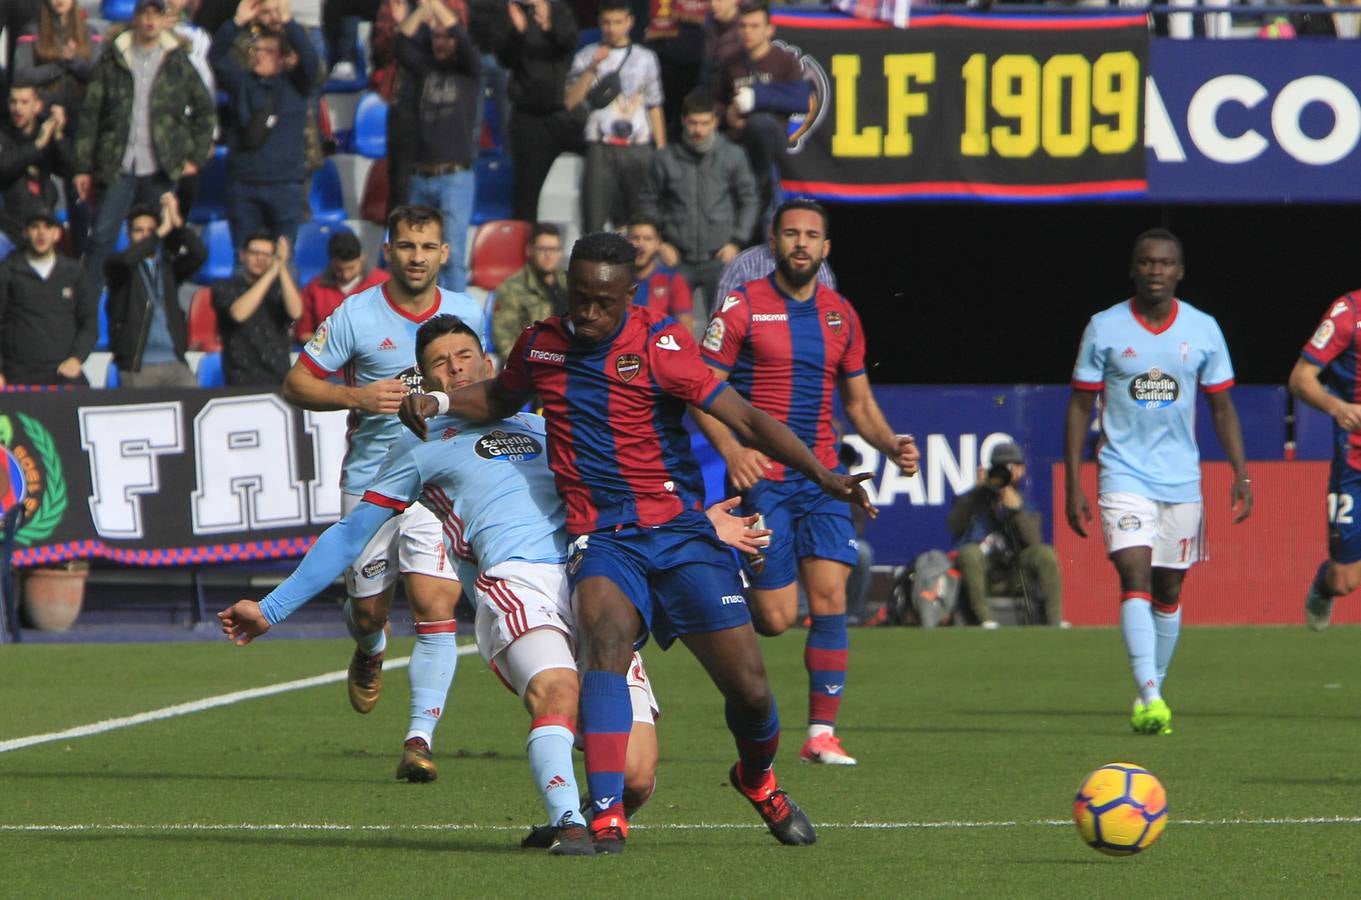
[
  {"xmin": 0, "ymin": 645, "xmax": 478, "ymax": 755},
  {"xmin": 4, "ymin": 817, "xmax": 1361, "ymax": 834}
]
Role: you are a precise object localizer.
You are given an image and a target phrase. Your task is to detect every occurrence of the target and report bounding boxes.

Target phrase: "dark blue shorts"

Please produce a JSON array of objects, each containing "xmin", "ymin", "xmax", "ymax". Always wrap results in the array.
[
  {"xmin": 567, "ymin": 509, "xmax": 751, "ymax": 649},
  {"xmin": 738, "ymin": 473, "xmax": 858, "ymax": 590},
  {"xmin": 1328, "ymin": 462, "xmax": 1361, "ymax": 564}
]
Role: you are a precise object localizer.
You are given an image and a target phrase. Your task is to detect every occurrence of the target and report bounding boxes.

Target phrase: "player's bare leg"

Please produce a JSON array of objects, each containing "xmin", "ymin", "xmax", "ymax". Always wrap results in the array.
[
  {"xmin": 1306, "ymin": 558, "xmax": 1361, "ymax": 630},
  {"xmin": 573, "ymin": 576, "xmax": 645, "ymax": 852},
  {"xmin": 345, "ymin": 587, "xmax": 394, "ymax": 714},
  {"xmin": 514, "ymin": 649, "xmax": 594, "ymax": 856},
  {"xmin": 681, "ymin": 623, "xmax": 816, "ymax": 846},
  {"xmin": 623, "ymin": 721, "xmax": 658, "ymax": 816},
  {"xmin": 798, "ymin": 557, "xmax": 855, "ymax": 765},
  {"xmin": 747, "ymin": 584, "xmax": 800, "ymax": 636},
  {"xmin": 394, "ymin": 574, "xmax": 462, "ymax": 782}
]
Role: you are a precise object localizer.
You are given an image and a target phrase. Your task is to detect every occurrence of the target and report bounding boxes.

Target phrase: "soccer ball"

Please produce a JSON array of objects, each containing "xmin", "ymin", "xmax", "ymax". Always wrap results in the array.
[{"xmin": 1072, "ymin": 762, "xmax": 1168, "ymax": 856}]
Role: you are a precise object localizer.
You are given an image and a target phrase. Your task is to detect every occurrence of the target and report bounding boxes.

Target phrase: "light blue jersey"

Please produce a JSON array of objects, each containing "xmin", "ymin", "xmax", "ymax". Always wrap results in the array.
[
  {"xmin": 299, "ymin": 282, "xmax": 487, "ymax": 494},
  {"xmin": 258, "ymin": 412, "xmax": 566, "ymax": 625},
  {"xmin": 1071, "ymin": 298, "xmax": 1235, "ymax": 503}
]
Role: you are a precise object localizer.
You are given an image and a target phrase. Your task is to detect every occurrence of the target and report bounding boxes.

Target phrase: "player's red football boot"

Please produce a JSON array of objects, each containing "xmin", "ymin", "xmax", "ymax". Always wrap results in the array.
[{"xmin": 728, "ymin": 764, "xmax": 816, "ymax": 846}]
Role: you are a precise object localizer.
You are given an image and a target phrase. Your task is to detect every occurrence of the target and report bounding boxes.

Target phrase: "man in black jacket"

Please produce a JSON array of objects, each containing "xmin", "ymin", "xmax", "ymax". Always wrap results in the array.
[
  {"xmin": 498, "ymin": 0, "xmax": 579, "ymax": 221},
  {"xmin": 0, "ymin": 207, "xmax": 97, "ymax": 386},
  {"xmin": 0, "ymin": 83, "xmax": 71, "ymax": 246},
  {"xmin": 104, "ymin": 193, "xmax": 207, "ymax": 387}
]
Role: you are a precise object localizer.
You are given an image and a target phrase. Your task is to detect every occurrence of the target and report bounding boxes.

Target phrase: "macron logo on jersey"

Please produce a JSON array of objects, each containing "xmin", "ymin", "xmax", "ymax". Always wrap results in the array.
[
  {"xmin": 656, "ymin": 334, "xmax": 681, "ymax": 351},
  {"xmin": 752, "ymin": 313, "xmax": 789, "ymax": 323},
  {"xmin": 529, "ymin": 349, "xmax": 566, "ymax": 364},
  {"xmin": 721, "ymin": 295, "xmax": 741, "ymax": 313},
  {"xmin": 378, "ymin": 337, "xmax": 398, "ymax": 351}
]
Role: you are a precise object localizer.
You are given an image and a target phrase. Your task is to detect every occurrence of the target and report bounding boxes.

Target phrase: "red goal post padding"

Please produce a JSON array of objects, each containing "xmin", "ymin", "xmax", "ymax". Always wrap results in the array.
[{"xmin": 1052, "ymin": 462, "xmax": 1342, "ymax": 626}]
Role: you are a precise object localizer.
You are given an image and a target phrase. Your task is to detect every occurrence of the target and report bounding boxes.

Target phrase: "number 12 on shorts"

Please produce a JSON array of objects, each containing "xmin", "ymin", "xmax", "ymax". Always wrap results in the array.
[{"xmin": 1328, "ymin": 492, "xmax": 1355, "ymax": 525}]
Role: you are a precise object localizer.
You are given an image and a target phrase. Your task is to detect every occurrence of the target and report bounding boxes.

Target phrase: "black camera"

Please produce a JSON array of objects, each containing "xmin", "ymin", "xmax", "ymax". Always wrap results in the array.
[{"xmin": 986, "ymin": 462, "xmax": 1013, "ymax": 489}]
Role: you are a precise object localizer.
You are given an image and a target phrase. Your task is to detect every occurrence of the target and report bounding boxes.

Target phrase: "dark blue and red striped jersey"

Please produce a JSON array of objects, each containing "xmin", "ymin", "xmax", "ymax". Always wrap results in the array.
[
  {"xmin": 701, "ymin": 275, "xmax": 866, "ymax": 480},
  {"xmin": 499, "ymin": 306, "xmax": 728, "ymax": 534},
  {"xmin": 1301, "ymin": 290, "xmax": 1361, "ymax": 470},
  {"xmin": 632, "ymin": 264, "xmax": 694, "ymax": 319}
]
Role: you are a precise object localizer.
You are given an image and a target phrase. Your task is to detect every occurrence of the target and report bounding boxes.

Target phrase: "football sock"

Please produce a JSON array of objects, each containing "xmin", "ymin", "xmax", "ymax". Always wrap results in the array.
[
  {"xmin": 406, "ymin": 620, "xmax": 457, "ymax": 746},
  {"xmin": 1152, "ymin": 602, "xmax": 1182, "ymax": 688},
  {"xmin": 1311, "ymin": 560, "xmax": 1339, "ymax": 597},
  {"xmin": 1120, "ymin": 593, "xmax": 1160, "ymax": 704},
  {"xmin": 527, "ymin": 717, "xmax": 586, "ymax": 828},
  {"xmin": 806, "ymin": 613, "xmax": 848, "ymax": 732},
  {"xmin": 726, "ymin": 696, "xmax": 781, "ymax": 793},
  {"xmin": 580, "ymin": 670, "xmax": 631, "ymax": 832},
  {"xmin": 344, "ymin": 598, "xmax": 387, "ymax": 657}
]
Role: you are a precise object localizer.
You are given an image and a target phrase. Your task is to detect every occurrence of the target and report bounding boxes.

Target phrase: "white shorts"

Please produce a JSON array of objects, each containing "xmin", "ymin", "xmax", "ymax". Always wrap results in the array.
[
  {"xmin": 342, "ymin": 491, "xmax": 458, "ymax": 597},
  {"xmin": 627, "ymin": 651, "xmax": 660, "ymax": 724},
  {"xmin": 1099, "ymin": 492, "xmax": 1204, "ymax": 570},
  {"xmin": 474, "ymin": 560, "xmax": 575, "ymax": 669}
]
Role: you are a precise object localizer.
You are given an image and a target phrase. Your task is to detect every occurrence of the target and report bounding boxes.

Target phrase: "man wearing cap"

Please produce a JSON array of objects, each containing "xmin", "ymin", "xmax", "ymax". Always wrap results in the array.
[
  {"xmin": 947, "ymin": 441, "xmax": 1065, "ymax": 630},
  {"xmin": 0, "ymin": 207, "xmax": 97, "ymax": 386},
  {"xmin": 74, "ymin": 0, "xmax": 216, "ymax": 297}
]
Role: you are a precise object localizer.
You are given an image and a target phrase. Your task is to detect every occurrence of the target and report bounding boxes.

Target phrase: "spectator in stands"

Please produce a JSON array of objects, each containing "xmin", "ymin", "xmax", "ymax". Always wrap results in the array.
[
  {"xmin": 498, "ymin": 0, "xmax": 579, "ymax": 222},
  {"xmin": 643, "ymin": 0, "xmax": 706, "ymax": 141},
  {"xmin": 566, "ymin": 0, "xmax": 666, "ymax": 233},
  {"xmin": 395, "ymin": 0, "xmax": 480, "ymax": 291},
  {"xmin": 635, "ymin": 87, "xmax": 755, "ymax": 314},
  {"xmin": 0, "ymin": 84, "xmax": 71, "ymax": 247},
  {"xmin": 295, "ymin": 229, "xmax": 389, "ymax": 343},
  {"xmin": 74, "ymin": 0, "xmax": 215, "ymax": 299},
  {"xmin": 212, "ymin": 0, "xmax": 319, "ymax": 252},
  {"xmin": 700, "ymin": 0, "xmax": 740, "ymax": 89},
  {"xmin": 716, "ymin": 0, "xmax": 807, "ymax": 241},
  {"xmin": 0, "ymin": 207, "xmax": 96, "ymax": 387},
  {"xmin": 0, "ymin": 0, "xmax": 42, "ymax": 90},
  {"xmin": 627, "ymin": 213, "xmax": 693, "ymax": 333},
  {"xmin": 212, "ymin": 231, "xmax": 302, "ymax": 386},
  {"xmin": 490, "ymin": 221, "xmax": 565, "ymax": 354},
  {"xmin": 104, "ymin": 194, "xmax": 206, "ymax": 388},
  {"xmin": 714, "ymin": 236, "xmax": 836, "ymax": 303},
  {"xmin": 165, "ymin": 0, "xmax": 215, "ymax": 96},
  {"xmin": 946, "ymin": 441, "xmax": 1066, "ymax": 629},
  {"xmin": 12, "ymin": 0, "xmax": 102, "ymax": 255}
]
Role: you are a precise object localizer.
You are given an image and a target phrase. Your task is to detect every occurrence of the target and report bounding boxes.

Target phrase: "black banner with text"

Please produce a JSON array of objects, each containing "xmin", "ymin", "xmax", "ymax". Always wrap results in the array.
[{"xmin": 770, "ymin": 10, "xmax": 1148, "ymax": 202}]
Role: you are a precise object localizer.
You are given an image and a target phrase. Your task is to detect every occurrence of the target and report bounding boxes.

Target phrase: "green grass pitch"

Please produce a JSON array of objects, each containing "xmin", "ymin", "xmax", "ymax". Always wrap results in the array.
[{"xmin": 2, "ymin": 626, "xmax": 1359, "ymax": 897}]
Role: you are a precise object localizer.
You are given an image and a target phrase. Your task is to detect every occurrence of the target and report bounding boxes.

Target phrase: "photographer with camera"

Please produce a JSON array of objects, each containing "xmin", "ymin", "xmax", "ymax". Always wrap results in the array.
[{"xmin": 946, "ymin": 441, "xmax": 1066, "ymax": 629}]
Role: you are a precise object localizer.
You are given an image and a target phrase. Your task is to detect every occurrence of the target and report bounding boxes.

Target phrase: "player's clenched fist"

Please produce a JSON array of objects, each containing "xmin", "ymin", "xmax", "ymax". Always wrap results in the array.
[
  {"xmin": 354, "ymin": 378, "xmax": 409, "ymax": 414},
  {"xmin": 892, "ymin": 433, "xmax": 920, "ymax": 475}
]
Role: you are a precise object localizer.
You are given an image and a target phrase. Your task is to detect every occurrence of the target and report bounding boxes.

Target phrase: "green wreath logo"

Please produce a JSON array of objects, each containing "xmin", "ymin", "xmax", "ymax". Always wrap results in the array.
[{"xmin": 14, "ymin": 412, "xmax": 66, "ymax": 546}]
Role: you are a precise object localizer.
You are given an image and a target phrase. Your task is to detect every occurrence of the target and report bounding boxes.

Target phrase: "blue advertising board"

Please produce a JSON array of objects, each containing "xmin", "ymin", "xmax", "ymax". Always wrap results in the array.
[{"xmin": 1146, "ymin": 39, "xmax": 1361, "ymax": 202}]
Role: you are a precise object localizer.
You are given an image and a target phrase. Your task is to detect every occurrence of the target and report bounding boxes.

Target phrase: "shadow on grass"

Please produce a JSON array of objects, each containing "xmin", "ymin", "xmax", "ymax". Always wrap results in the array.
[
  {"xmin": 0, "ymin": 770, "xmax": 378, "ymax": 785},
  {"xmin": 27, "ymin": 831, "xmax": 516, "ymax": 854}
]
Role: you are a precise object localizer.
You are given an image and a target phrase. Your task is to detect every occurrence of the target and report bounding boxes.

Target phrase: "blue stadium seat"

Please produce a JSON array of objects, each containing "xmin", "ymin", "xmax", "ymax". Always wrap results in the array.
[
  {"xmin": 194, "ymin": 220, "xmax": 235, "ymax": 285},
  {"xmin": 189, "ymin": 146, "xmax": 230, "ymax": 225},
  {"xmin": 105, "ymin": 360, "xmax": 120, "ymax": 388},
  {"xmin": 0, "ymin": 231, "xmax": 14, "ymax": 261},
  {"xmin": 309, "ymin": 158, "xmax": 348, "ymax": 225},
  {"xmin": 95, "ymin": 289, "xmax": 109, "ymax": 351},
  {"xmin": 353, "ymin": 92, "xmax": 388, "ymax": 159},
  {"xmin": 196, "ymin": 352, "xmax": 225, "ymax": 388},
  {"xmin": 295, "ymin": 221, "xmax": 352, "ymax": 287},
  {"xmin": 114, "ymin": 223, "xmax": 128, "ymax": 253},
  {"xmin": 101, "ymin": 0, "xmax": 136, "ymax": 22},
  {"xmin": 471, "ymin": 154, "xmax": 513, "ymax": 225}
]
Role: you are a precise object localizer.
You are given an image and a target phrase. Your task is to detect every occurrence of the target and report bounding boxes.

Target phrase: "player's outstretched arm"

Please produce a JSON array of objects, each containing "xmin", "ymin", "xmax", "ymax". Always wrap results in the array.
[
  {"xmin": 840, "ymin": 373, "xmax": 919, "ymax": 475},
  {"xmin": 216, "ymin": 502, "xmax": 397, "ymax": 642},
  {"xmin": 399, "ymin": 380, "xmax": 530, "ymax": 438},
  {"xmin": 707, "ymin": 387, "xmax": 876, "ymax": 516},
  {"xmin": 1063, "ymin": 390, "xmax": 1097, "ymax": 537},
  {"xmin": 1289, "ymin": 358, "xmax": 1361, "ymax": 432},
  {"xmin": 705, "ymin": 496, "xmax": 772, "ymax": 555},
  {"xmin": 1205, "ymin": 389, "xmax": 1253, "ymax": 523},
  {"xmin": 282, "ymin": 358, "xmax": 408, "ymax": 414}
]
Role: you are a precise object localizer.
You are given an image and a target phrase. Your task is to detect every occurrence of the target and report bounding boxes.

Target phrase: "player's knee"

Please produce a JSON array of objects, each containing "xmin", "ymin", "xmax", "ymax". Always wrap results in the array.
[
  {"xmin": 523, "ymin": 668, "xmax": 579, "ymax": 720},
  {"xmin": 750, "ymin": 610, "xmax": 789, "ymax": 637},
  {"xmin": 348, "ymin": 600, "xmax": 388, "ymax": 633}
]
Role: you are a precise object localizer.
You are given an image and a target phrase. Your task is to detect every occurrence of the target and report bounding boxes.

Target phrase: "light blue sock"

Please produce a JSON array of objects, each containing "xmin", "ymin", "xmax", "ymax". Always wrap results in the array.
[
  {"xmin": 528, "ymin": 721, "xmax": 586, "ymax": 828},
  {"xmin": 1120, "ymin": 596, "xmax": 1161, "ymax": 704},
  {"xmin": 1153, "ymin": 606, "xmax": 1182, "ymax": 688},
  {"xmin": 406, "ymin": 624, "xmax": 457, "ymax": 746},
  {"xmin": 344, "ymin": 598, "xmax": 387, "ymax": 657}
]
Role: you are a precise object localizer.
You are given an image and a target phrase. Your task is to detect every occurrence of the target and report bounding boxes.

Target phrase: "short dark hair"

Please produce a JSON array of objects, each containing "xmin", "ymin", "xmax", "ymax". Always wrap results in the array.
[
  {"xmin": 570, "ymin": 231, "xmax": 635, "ymax": 268},
  {"xmin": 243, "ymin": 230, "xmax": 275, "ymax": 250},
  {"xmin": 328, "ymin": 230, "xmax": 363, "ymax": 261},
  {"xmin": 8, "ymin": 79, "xmax": 38, "ymax": 94},
  {"xmin": 415, "ymin": 314, "xmax": 482, "ymax": 367},
  {"xmin": 681, "ymin": 88, "xmax": 717, "ymax": 119},
  {"xmin": 625, "ymin": 214, "xmax": 660, "ymax": 234},
  {"xmin": 598, "ymin": 0, "xmax": 630, "ymax": 14},
  {"xmin": 1132, "ymin": 227, "xmax": 1183, "ymax": 263},
  {"xmin": 771, "ymin": 197, "xmax": 830, "ymax": 236},
  {"xmin": 738, "ymin": 0, "xmax": 770, "ymax": 20},
  {"xmin": 387, "ymin": 204, "xmax": 445, "ymax": 242},
  {"xmin": 530, "ymin": 222, "xmax": 562, "ymax": 244},
  {"xmin": 126, "ymin": 204, "xmax": 159, "ymax": 227}
]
